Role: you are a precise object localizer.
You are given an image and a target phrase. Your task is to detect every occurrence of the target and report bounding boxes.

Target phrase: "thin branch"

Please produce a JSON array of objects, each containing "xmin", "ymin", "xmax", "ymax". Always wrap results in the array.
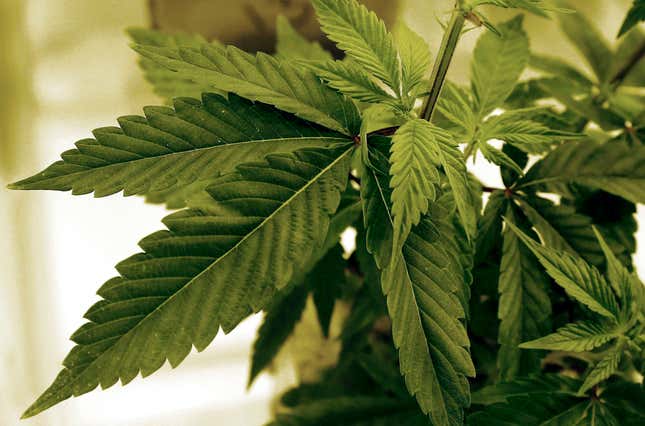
[{"xmin": 420, "ymin": 6, "xmax": 466, "ymax": 121}]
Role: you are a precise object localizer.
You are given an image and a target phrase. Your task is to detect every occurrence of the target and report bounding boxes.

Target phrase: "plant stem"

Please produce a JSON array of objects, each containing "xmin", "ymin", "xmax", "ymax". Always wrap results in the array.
[{"xmin": 420, "ymin": 6, "xmax": 466, "ymax": 122}]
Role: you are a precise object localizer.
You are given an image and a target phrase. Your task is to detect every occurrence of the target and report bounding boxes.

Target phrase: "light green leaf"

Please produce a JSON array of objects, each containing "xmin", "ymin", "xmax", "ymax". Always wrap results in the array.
[
  {"xmin": 21, "ymin": 145, "xmax": 353, "ymax": 418},
  {"xmin": 471, "ymin": 374, "xmax": 580, "ymax": 405},
  {"xmin": 471, "ymin": 16, "xmax": 530, "ymax": 118},
  {"xmin": 593, "ymin": 227, "xmax": 644, "ymax": 316},
  {"xmin": 579, "ymin": 346, "xmax": 623, "ymax": 394},
  {"xmin": 517, "ymin": 196, "xmax": 630, "ymax": 268},
  {"xmin": 505, "ymin": 221, "xmax": 620, "ymax": 320},
  {"xmin": 132, "ymin": 43, "xmax": 360, "ymax": 135},
  {"xmin": 557, "ymin": 3, "xmax": 613, "ymax": 82},
  {"xmin": 519, "ymin": 140, "xmax": 645, "ymax": 205},
  {"xmin": 479, "ymin": 142, "xmax": 524, "ymax": 175},
  {"xmin": 311, "ymin": 0, "xmax": 401, "ymax": 92},
  {"xmin": 275, "ymin": 15, "xmax": 332, "ymax": 61},
  {"xmin": 127, "ymin": 28, "xmax": 223, "ymax": 103},
  {"xmin": 8, "ymin": 94, "xmax": 347, "ymax": 204},
  {"xmin": 362, "ymin": 141, "xmax": 473, "ymax": 425},
  {"xmin": 395, "ymin": 22, "xmax": 432, "ymax": 97},
  {"xmin": 435, "ymin": 82, "xmax": 476, "ymax": 138},
  {"xmin": 497, "ymin": 205, "xmax": 551, "ymax": 380},
  {"xmin": 389, "ymin": 119, "xmax": 442, "ymax": 250},
  {"xmin": 303, "ymin": 59, "xmax": 396, "ymax": 104},
  {"xmin": 520, "ymin": 321, "xmax": 620, "ymax": 352},
  {"xmin": 480, "ymin": 113, "xmax": 581, "ymax": 154}
]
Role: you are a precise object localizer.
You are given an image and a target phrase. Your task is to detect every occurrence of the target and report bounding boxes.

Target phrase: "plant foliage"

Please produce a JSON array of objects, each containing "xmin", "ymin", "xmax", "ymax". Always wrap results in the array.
[{"xmin": 7, "ymin": 1, "xmax": 645, "ymax": 425}]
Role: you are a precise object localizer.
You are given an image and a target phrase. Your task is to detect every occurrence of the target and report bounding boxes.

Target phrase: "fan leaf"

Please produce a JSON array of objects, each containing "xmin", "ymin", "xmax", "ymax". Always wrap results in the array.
[
  {"xmin": 311, "ymin": 0, "xmax": 401, "ymax": 92},
  {"xmin": 22, "ymin": 145, "xmax": 353, "ymax": 418},
  {"xmin": 132, "ymin": 43, "xmax": 360, "ymax": 135},
  {"xmin": 9, "ymin": 94, "xmax": 348, "ymax": 206}
]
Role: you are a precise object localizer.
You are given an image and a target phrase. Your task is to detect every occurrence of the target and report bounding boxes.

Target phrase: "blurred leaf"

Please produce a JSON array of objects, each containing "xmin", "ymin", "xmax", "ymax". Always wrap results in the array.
[{"xmin": 275, "ymin": 15, "xmax": 332, "ymax": 61}]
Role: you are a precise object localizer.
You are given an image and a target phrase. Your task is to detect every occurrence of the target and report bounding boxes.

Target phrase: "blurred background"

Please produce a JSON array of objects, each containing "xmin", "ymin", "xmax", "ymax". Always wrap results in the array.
[{"xmin": 0, "ymin": 0, "xmax": 642, "ymax": 425}]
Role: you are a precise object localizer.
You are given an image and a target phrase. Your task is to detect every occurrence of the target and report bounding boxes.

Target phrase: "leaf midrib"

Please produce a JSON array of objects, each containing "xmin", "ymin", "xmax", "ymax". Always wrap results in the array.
[{"xmin": 15, "ymin": 136, "xmax": 347, "ymax": 189}]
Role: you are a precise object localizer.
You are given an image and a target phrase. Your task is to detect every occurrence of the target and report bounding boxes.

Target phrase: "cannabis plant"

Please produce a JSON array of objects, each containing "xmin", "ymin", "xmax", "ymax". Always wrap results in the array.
[{"xmin": 9, "ymin": 0, "xmax": 645, "ymax": 424}]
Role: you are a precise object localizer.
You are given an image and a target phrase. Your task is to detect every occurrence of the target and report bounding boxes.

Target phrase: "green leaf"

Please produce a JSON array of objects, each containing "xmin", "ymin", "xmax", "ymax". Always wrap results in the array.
[
  {"xmin": 471, "ymin": 16, "xmax": 530, "ymax": 118},
  {"xmin": 311, "ymin": 0, "xmax": 401, "ymax": 92},
  {"xmin": 475, "ymin": 191, "xmax": 507, "ymax": 264},
  {"xmin": 480, "ymin": 112, "xmax": 581, "ymax": 154},
  {"xmin": 519, "ymin": 320, "xmax": 620, "ymax": 351},
  {"xmin": 362, "ymin": 142, "xmax": 473, "ymax": 425},
  {"xmin": 471, "ymin": 374, "xmax": 580, "ymax": 405},
  {"xmin": 248, "ymin": 284, "xmax": 308, "ymax": 387},
  {"xmin": 578, "ymin": 346, "xmax": 623, "ymax": 394},
  {"xmin": 603, "ymin": 382, "xmax": 645, "ymax": 425},
  {"xmin": 536, "ymin": 78, "xmax": 625, "ymax": 130},
  {"xmin": 275, "ymin": 15, "xmax": 332, "ymax": 61},
  {"xmin": 8, "ymin": 94, "xmax": 349, "ymax": 202},
  {"xmin": 519, "ymin": 140, "xmax": 645, "ymax": 204},
  {"xmin": 593, "ymin": 227, "xmax": 644, "ymax": 316},
  {"xmin": 618, "ymin": 1, "xmax": 645, "ymax": 38},
  {"xmin": 497, "ymin": 205, "xmax": 551, "ymax": 380},
  {"xmin": 395, "ymin": 23, "xmax": 432, "ymax": 97},
  {"xmin": 268, "ymin": 396, "xmax": 429, "ymax": 425},
  {"xmin": 127, "ymin": 28, "xmax": 223, "ymax": 103},
  {"xmin": 528, "ymin": 54, "xmax": 594, "ymax": 88},
  {"xmin": 469, "ymin": 393, "xmax": 592, "ymax": 425},
  {"xmin": 132, "ymin": 43, "xmax": 360, "ymax": 135},
  {"xmin": 435, "ymin": 82, "xmax": 476, "ymax": 138},
  {"xmin": 303, "ymin": 60, "xmax": 396, "ymax": 104},
  {"xmin": 478, "ymin": 142, "xmax": 524, "ymax": 175},
  {"xmin": 389, "ymin": 119, "xmax": 442, "ymax": 249},
  {"xmin": 311, "ymin": 245, "xmax": 347, "ymax": 337},
  {"xmin": 505, "ymin": 221, "xmax": 620, "ymax": 320},
  {"xmin": 21, "ymin": 145, "xmax": 353, "ymax": 418},
  {"xmin": 557, "ymin": 5, "xmax": 613, "ymax": 82}
]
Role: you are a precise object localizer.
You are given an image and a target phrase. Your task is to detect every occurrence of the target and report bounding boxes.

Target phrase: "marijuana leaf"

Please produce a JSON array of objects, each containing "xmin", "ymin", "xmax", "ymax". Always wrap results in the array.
[
  {"xmin": 471, "ymin": 16, "xmax": 530, "ymax": 119},
  {"xmin": 304, "ymin": 60, "xmax": 396, "ymax": 104},
  {"xmin": 479, "ymin": 112, "xmax": 581, "ymax": 154},
  {"xmin": 312, "ymin": 0, "xmax": 401, "ymax": 93},
  {"xmin": 519, "ymin": 321, "xmax": 621, "ymax": 352},
  {"xmin": 21, "ymin": 145, "xmax": 353, "ymax": 418},
  {"xmin": 9, "ymin": 94, "xmax": 347, "ymax": 205},
  {"xmin": 578, "ymin": 346, "xmax": 623, "ymax": 395},
  {"xmin": 497, "ymin": 205, "xmax": 551, "ymax": 380},
  {"xmin": 505, "ymin": 221, "xmax": 619, "ymax": 320},
  {"xmin": 389, "ymin": 119, "xmax": 442, "ymax": 250},
  {"xmin": 132, "ymin": 43, "xmax": 360, "ymax": 135},
  {"xmin": 362, "ymin": 141, "xmax": 473, "ymax": 425},
  {"xmin": 519, "ymin": 140, "xmax": 645, "ymax": 204},
  {"xmin": 396, "ymin": 23, "xmax": 432, "ymax": 98}
]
